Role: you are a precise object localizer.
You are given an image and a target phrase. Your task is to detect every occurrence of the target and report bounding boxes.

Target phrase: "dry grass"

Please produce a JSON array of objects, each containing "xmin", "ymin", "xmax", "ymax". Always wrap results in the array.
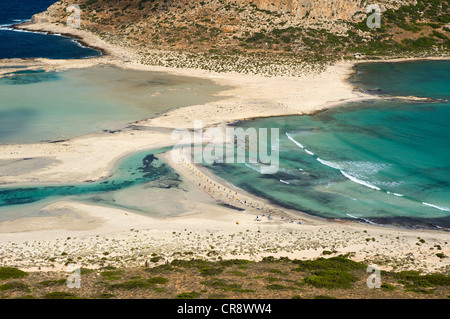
[{"xmin": 1, "ymin": 257, "xmax": 449, "ymax": 299}]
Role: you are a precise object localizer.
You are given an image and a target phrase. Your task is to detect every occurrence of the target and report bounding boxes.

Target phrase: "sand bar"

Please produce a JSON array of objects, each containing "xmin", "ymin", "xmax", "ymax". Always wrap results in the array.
[{"xmin": 0, "ymin": 20, "xmax": 448, "ymax": 274}]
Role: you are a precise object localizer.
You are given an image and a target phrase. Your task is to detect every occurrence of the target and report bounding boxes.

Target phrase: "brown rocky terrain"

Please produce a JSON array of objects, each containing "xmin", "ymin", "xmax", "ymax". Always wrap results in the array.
[{"xmin": 23, "ymin": 0, "xmax": 448, "ymax": 74}]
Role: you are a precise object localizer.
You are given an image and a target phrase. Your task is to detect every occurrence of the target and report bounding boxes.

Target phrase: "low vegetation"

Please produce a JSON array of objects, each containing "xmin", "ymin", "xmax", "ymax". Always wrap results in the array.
[
  {"xmin": 0, "ymin": 257, "xmax": 448, "ymax": 299},
  {"xmin": 0, "ymin": 267, "xmax": 28, "ymax": 280},
  {"xmin": 39, "ymin": 0, "xmax": 449, "ymax": 76}
]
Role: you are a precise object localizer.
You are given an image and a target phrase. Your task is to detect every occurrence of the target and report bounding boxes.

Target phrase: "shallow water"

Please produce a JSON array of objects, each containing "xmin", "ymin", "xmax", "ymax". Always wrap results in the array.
[
  {"xmin": 0, "ymin": 147, "xmax": 176, "ymax": 222},
  {"xmin": 202, "ymin": 60, "xmax": 450, "ymax": 230},
  {"xmin": 0, "ymin": 65, "xmax": 226, "ymax": 144},
  {"xmin": 1, "ymin": 61, "xmax": 448, "ymax": 230}
]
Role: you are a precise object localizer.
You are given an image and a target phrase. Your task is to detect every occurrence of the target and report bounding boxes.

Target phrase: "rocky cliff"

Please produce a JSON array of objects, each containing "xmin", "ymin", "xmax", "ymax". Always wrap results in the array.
[{"xmin": 233, "ymin": 0, "xmax": 398, "ymax": 21}]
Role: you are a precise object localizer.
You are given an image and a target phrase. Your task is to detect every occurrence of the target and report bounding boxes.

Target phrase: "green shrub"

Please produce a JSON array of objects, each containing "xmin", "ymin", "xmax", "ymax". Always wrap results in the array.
[
  {"xmin": 0, "ymin": 267, "xmax": 28, "ymax": 280},
  {"xmin": 227, "ymin": 270, "xmax": 247, "ymax": 277},
  {"xmin": 266, "ymin": 277, "xmax": 280, "ymax": 283},
  {"xmin": 110, "ymin": 279, "xmax": 150, "ymax": 290},
  {"xmin": 96, "ymin": 293, "xmax": 115, "ymax": 299},
  {"xmin": 304, "ymin": 270, "xmax": 358, "ymax": 289},
  {"xmin": 198, "ymin": 267, "xmax": 223, "ymax": 276},
  {"xmin": 0, "ymin": 281, "xmax": 30, "ymax": 291},
  {"xmin": 265, "ymin": 284, "xmax": 296, "ymax": 291},
  {"xmin": 147, "ymin": 264, "xmax": 175, "ymax": 272},
  {"xmin": 153, "ymin": 288, "xmax": 165, "ymax": 293},
  {"xmin": 85, "ymin": 0, "xmax": 99, "ymax": 6},
  {"xmin": 394, "ymin": 271, "xmax": 450, "ymax": 287},
  {"xmin": 402, "ymin": 37, "xmax": 437, "ymax": 49},
  {"xmin": 201, "ymin": 279, "xmax": 229, "ymax": 288},
  {"xmin": 432, "ymin": 31, "xmax": 449, "ymax": 40},
  {"xmin": 14, "ymin": 295, "xmax": 36, "ymax": 299},
  {"xmin": 201, "ymin": 279, "xmax": 243, "ymax": 292},
  {"xmin": 262, "ymin": 256, "xmax": 277, "ymax": 263},
  {"xmin": 101, "ymin": 269, "xmax": 124, "ymax": 280},
  {"xmin": 292, "ymin": 256, "xmax": 366, "ymax": 272},
  {"xmin": 101, "ymin": 265, "xmax": 116, "ymax": 270},
  {"xmin": 381, "ymin": 283, "xmax": 396, "ymax": 291},
  {"xmin": 80, "ymin": 268, "xmax": 95, "ymax": 275},
  {"xmin": 171, "ymin": 259, "xmax": 210, "ymax": 268},
  {"xmin": 146, "ymin": 277, "xmax": 169, "ymax": 284},
  {"xmin": 219, "ymin": 259, "xmax": 252, "ymax": 267},
  {"xmin": 176, "ymin": 291, "xmax": 201, "ymax": 299},
  {"xmin": 269, "ymin": 269, "xmax": 284, "ymax": 274},
  {"xmin": 37, "ymin": 279, "xmax": 66, "ymax": 287},
  {"xmin": 44, "ymin": 292, "xmax": 78, "ymax": 299},
  {"xmin": 406, "ymin": 287, "xmax": 434, "ymax": 294}
]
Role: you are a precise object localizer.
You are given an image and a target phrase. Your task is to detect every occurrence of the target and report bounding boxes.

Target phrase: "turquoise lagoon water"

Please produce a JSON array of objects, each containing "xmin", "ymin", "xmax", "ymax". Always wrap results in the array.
[
  {"xmin": 0, "ymin": 65, "xmax": 225, "ymax": 144},
  {"xmin": 0, "ymin": 61, "xmax": 449, "ymax": 230},
  {"xmin": 202, "ymin": 61, "xmax": 450, "ymax": 230},
  {"xmin": 0, "ymin": 147, "xmax": 175, "ymax": 222}
]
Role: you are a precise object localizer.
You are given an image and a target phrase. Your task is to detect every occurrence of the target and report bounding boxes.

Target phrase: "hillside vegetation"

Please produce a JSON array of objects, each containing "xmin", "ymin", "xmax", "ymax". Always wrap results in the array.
[
  {"xmin": 1, "ymin": 256, "xmax": 449, "ymax": 299},
  {"xmin": 36, "ymin": 0, "xmax": 449, "ymax": 74}
]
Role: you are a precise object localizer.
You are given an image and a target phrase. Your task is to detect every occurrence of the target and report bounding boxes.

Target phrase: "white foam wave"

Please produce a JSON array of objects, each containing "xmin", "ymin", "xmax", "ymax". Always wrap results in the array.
[
  {"xmin": 422, "ymin": 202, "xmax": 450, "ymax": 212},
  {"xmin": 316, "ymin": 159, "xmax": 391, "ymax": 174},
  {"xmin": 304, "ymin": 149, "xmax": 314, "ymax": 156},
  {"xmin": 0, "ymin": 27, "xmax": 49, "ymax": 35},
  {"xmin": 0, "ymin": 19, "xmax": 30, "ymax": 27},
  {"xmin": 340, "ymin": 170, "xmax": 381, "ymax": 191},
  {"xmin": 316, "ymin": 158, "xmax": 342, "ymax": 170},
  {"xmin": 286, "ymin": 132, "xmax": 305, "ymax": 149},
  {"xmin": 387, "ymin": 191, "xmax": 404, "ymax": 197},
  {"xmin": 345, "ymin": 213, "xmax": 379, "ymax": 225},
  {"xmin": 71, "ymin": 38, "xmax": 88, "ymax": 48},
  {"xmin": 375, "ymin": 181, "xmax": 404, "ymax": 187},
  {"xmin": 346, "ymin": 161, "xmax": 391, "ymax": 175},
  {"xmin": 280, "ymin": 180, "xmax": 290, "ymax": 185},
  {"xmin": 244, "ymin": 163, "xmax": 276, "ymax": 174}
]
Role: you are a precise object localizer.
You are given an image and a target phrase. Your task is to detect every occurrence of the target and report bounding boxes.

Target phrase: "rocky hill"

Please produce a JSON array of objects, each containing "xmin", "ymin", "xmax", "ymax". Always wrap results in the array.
[{"xmin": 30, "ymin": 0, "xmax": 449, "ymax": 74}]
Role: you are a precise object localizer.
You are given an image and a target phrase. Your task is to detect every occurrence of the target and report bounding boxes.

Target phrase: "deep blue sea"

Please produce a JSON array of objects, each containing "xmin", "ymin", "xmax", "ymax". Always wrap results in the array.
[{"xmin": 0, "ymin": 0, "xmax": 100, "ymax": 59}]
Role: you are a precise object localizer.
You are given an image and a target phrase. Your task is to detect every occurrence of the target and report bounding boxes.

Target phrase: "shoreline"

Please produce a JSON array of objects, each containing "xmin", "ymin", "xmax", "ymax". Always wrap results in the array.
[
  {"xmin": 11, "ymin": 21, "xmax": 110, "ymax": 57},
  {"xmin": 0, "ymin": 20, "xmax": 449, "ymax": 273}
]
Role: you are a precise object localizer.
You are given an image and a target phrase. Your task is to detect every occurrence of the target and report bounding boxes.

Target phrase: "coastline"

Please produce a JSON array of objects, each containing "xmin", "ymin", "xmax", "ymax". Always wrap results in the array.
[
  {"xmin": 0, "ymin": 20, "xmax": 449, "ymax": 273},
  {"xmin": 11, "ymin": 21, "xmax": 109, "ymax": 57}
]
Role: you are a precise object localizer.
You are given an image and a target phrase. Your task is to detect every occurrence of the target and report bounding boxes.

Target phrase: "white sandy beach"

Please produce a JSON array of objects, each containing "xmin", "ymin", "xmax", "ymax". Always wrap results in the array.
[{"xmin": 0, "ymin": 20, "xmax": 448, "ymax": 274}]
